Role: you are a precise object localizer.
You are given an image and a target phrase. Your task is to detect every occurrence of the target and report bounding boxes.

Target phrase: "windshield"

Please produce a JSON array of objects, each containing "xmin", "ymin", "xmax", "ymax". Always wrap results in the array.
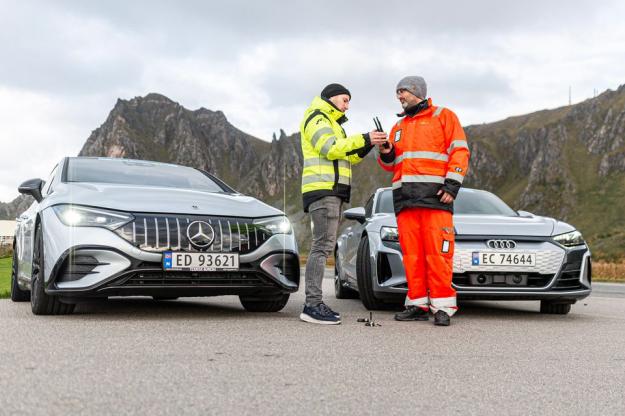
[
  {"xmin": 65, "ymin": 158, "xmax": 226, "ymax": 192},
  {"xmin": 376, "ymin": 188, "xmax": 517, "ymax": 216}
]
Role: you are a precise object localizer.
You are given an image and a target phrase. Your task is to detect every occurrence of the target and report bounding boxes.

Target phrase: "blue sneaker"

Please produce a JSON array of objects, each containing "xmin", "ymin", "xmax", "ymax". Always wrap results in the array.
[
  {"xmin": 300, "ymin": 304, "xmax": 341, "ymax": 325},
  {"xmin": 319, "ymin": 302, "xmax": 341, "ymax": 318}
]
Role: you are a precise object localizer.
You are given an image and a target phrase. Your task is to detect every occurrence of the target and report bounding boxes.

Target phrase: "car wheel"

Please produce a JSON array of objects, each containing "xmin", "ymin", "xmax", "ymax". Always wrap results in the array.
[
  {"xmin": 10, "ymin": 245, "xmax": 30, "ymax": 302},
  {"xmin": 239, "ymin": 294, "xmax": 290, "ymax": 312},
  {"xmin": 31, "ymin": 222, "xmax": 75, "ymax": 315},
  {"xmin": 540, "ymin": 301, "xmax": 572, "ymax": 315},
  {"xmin": 356, "ymin": 236, "xmax": 387, "ymax": 310},
  {"xmin": 152, "ymin": 296, "xmax": 179, "ymax": 301},
  {"xmin": 334, "ymin": 251, "xmax": 358, "ymax": 299}
]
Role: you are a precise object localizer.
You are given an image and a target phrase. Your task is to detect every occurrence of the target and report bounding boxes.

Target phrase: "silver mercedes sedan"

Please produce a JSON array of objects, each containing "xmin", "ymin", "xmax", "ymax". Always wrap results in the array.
[
  {"xmin": 335, "ymin": 187, "xmax": 591, "ymax": 314},
  {"xmin": 11, "ymin": 157, "xmax": 299, "ymax": 315}
]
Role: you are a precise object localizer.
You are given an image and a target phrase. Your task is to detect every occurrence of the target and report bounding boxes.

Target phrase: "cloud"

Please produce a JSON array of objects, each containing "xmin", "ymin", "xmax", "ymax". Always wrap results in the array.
[{"xmin": 0, "ymin": 0, "xmax": 624, "ymax": 201}]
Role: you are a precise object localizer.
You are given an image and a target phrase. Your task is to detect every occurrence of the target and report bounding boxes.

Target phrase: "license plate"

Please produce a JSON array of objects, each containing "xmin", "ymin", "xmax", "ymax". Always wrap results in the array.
[
  {"xmin": 163, "ymin": 251, "xmax": 239, "ymax": 271},
  {"xmin": 472, "ymin": 252, "xmax": 536, "ymax": 267}
]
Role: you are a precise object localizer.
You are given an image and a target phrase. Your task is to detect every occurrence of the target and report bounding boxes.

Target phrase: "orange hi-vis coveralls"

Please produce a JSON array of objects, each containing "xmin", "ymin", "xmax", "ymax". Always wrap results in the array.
[{"xmin": 377, "ymin": 99, "xmax": 470, "ymax": 316}]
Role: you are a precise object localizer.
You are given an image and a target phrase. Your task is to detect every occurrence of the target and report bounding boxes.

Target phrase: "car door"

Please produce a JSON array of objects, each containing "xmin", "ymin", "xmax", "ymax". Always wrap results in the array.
[
  {"xmin": 342, "ymin": 195, "xmax": 374, "ymax": 285},
  {"xmin": 17, "ymin": 201, "xmax": 37, "ymax": 282},
  {"xmin": 17, "ymin": 164, "xmax": 58, "ymax": 282}
]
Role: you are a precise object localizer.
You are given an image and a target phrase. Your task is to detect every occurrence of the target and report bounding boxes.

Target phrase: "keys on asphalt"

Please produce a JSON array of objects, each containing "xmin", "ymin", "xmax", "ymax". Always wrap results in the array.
[{"xmin": 357, "ymin": 311, "xmax": 381, "ymax": 327}]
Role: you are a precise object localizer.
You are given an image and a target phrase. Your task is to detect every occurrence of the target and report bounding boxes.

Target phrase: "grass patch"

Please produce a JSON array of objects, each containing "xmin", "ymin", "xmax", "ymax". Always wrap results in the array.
[
  {"xmin": 594, "ymin": 262, "xmax": 625, "ymax": 283},
  {"xmin": 0, "ymin": 257, "xmax": 11, "ymax": 299}
]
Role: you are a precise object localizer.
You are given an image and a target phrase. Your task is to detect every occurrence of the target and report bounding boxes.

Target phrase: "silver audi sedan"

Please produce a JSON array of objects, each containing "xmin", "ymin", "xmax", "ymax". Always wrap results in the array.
[
  {"xmin": 11, "ymin": 157, "xmax": 299, "ymax": 315},
  {"xmin": 335, "ymin": 187, "xmax": 591, "ymax": 314}
]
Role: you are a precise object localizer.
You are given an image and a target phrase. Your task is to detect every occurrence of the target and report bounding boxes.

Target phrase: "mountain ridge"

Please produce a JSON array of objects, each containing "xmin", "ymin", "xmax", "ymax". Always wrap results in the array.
[{"xmin": 3, "ymin": 87, "xmax": 625, "ymax": 259}]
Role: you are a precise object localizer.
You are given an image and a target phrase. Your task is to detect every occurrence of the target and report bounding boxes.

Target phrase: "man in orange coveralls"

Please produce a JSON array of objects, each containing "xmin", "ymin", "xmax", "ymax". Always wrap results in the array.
[{"xmin": 377, "ymin": 76, "xmax": 470, "ymax": 326}]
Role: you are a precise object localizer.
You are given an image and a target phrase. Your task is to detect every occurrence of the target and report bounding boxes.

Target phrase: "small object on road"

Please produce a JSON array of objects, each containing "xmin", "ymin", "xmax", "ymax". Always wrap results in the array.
[{"xmin": 357, "ymin": 311, "xmax": 381, "ymax": 327}]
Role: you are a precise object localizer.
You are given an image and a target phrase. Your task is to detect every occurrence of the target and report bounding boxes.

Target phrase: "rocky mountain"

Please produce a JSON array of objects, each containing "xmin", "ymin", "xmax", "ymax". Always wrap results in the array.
[
  {"xmin": 0, "ymin": 195, "xmax": 32, "ymax": 221},
  {"xmin": 3, "ymin": 89, "xmax": 625, "ymax": 259}
]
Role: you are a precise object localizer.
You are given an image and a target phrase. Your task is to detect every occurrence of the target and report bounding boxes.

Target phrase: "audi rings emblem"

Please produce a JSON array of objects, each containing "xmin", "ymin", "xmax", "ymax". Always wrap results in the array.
[
  {"xmin": 486, "ymin": 239, "xmax": 517, "ymax": 249},
  {"xmin": 186, "ymin": 221, "xmax": 215, "ymax": 248}
]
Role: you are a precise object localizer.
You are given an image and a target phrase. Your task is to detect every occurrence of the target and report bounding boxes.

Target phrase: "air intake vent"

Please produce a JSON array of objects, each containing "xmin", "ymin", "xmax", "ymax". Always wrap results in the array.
[{"xmin": 57, "ymin": 254, "xmax": 102, "ymax": 282}]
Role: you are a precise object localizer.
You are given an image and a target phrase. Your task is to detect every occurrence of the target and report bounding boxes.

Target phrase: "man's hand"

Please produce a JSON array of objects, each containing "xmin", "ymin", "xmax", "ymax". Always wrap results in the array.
[
  {"xmin": 368, "ymin": 130, "xmax": 388, "ymax": 146},
  {"xmin": 378, "ymin": 140, "xmax": 393, "ymax": 154},
  {"xmin": 437, "ymin": 189, "xmax": 454, "ymax": 204}
]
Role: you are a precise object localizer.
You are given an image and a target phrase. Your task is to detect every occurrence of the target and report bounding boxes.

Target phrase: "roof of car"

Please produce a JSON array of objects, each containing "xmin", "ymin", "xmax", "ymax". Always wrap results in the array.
[{"xmin": 69, "ymin": 157, "xmax": 182, "ymax": 168}]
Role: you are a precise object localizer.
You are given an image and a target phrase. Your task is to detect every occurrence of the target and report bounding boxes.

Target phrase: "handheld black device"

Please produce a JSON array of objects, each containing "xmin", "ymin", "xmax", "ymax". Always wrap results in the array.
[{"xmin": 373, "ymin": 117, "xmax": 390, "ymax": 149}]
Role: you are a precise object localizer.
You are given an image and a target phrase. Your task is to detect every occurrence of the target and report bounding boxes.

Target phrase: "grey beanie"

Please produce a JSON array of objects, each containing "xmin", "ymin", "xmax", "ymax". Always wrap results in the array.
[{"xmin": 396, "ymin": 76, "xmax": 427, "ymax": 99}]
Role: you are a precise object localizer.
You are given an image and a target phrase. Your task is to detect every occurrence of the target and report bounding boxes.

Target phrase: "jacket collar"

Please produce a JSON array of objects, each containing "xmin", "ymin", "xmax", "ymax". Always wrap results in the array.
[
  {"xmin": 397, "ymin": 98, "xmax": 433, "ymax": 118},
  {"xmin": 310, "ymin": 96, "xmax": 348, "ymax": 124}
]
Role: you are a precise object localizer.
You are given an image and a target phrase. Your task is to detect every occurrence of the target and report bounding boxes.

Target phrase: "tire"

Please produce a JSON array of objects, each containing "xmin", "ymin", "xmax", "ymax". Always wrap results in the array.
[
  {"xmin": 356, "ymin": 236, "xmax": 387, "ymax": 310},
  {"xmin": 239, "ymin": 294, "xmax": 290, "ymax": 312},
  {"xmin": 30, "ymin": 222, "xmax": 75, "ymax": 315},
  {"xmin": 10, "ymin": 245, "xmax": 30, "ymax": 302},
  {"xmin": 334, "ymin": 252, "xmax": 358, "ymax": 299},
  {"xmin": 540, "ymin": 301, "xmax": 572, "ymax": 315},
  {"xmin": 152, "ymin": 296, "xmax": 179, "ymax": 301}
]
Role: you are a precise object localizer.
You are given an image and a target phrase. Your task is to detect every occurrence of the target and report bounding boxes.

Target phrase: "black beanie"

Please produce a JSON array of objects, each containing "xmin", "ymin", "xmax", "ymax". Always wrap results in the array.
[{"xmin": 320, "ymin": 83, "xmax": 351, "ymax": 99}]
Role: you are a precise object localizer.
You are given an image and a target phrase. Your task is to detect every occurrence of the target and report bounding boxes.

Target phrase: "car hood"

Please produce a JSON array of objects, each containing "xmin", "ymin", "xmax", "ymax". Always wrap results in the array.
[
  {"xmin": 453, "ymin": 214, "xmax": 556, "ymax": 236},
  {"xmin": 368, "ymin": 213, "xmax": 567, "ymax": 237},
  {"xmin": 42, "ymin": 182, "xmax": 283, "ymax": 218}
]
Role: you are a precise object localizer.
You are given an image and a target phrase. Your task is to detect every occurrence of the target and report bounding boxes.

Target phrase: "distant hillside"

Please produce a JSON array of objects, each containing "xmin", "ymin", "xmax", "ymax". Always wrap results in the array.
[
  {"xmin": 0, "ymin": 195, "xmax": 32, "ymax": 221},
  {"xmin": 3, "ymin": 89, "xmax": 625, "ymax": 259},
  {"xmin": 463, "ymin": 86, "xmax": 625, "ymax": 259}
]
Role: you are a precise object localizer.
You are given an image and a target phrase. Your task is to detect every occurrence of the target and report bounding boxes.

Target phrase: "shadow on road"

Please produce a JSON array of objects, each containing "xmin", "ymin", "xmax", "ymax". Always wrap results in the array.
[
  {"xmin": 70, "ymin": 297, "xmax": 288, "ymax": 321},
  {"xmin": 60, "ymin": 296, "xmax": 594, "ymax": 323}
]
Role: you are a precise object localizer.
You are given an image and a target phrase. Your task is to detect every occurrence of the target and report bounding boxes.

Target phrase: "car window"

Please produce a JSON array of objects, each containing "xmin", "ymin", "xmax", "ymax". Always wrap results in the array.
[
  {"xmin": 42, "ymin": 164, "xmax": 58, "ymax": 196},
  {"xmin": 65, "ymin": 158, "xmax": 227, "ymax": 192},
  {"xmin": 364, "ymin": 195, "xmax": 374, "ymax": 218},
  {"xmin": 454, "ymin": 189, "xmax": 517, "ymax": 216},
  {"xmin": 376, "ymin": 190, "xmax": 394, "ymax": 214},
  {"xmin": 374, "ymin": 188, "xmax": 517, "ymax": 216}
]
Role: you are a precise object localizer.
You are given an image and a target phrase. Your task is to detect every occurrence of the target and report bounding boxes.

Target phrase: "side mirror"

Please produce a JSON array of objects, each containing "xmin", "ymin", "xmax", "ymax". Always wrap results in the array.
[
  {"xmin": 18, "ymin": 178, "xmax": 44, "ymax": 202},
  {"xmin": 517, "ymin": 210, "xmax": 533, "ymax": 217},
  {"xmin": 343, "ymin": 207, "xmax": 366, "ymax": 224}
]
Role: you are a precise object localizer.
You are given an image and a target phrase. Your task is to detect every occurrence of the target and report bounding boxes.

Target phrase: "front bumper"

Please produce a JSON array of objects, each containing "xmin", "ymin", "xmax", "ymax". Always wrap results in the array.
[
  {"xmin": 368, "ymin": 232, "xmax": 592, "ymax": 302},
  {"xmin": 42, "ymin": 208, "xmax": 300, "ymax": 298}
]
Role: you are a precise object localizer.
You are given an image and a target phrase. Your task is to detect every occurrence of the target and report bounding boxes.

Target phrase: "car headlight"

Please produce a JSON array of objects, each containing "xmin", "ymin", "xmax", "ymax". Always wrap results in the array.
[
  {"xmin": 253, "ymin": 216, "xmax": 292, "ymax": 235},
  {"xmin": 380, "ymin": 226, "xmax": 399, "ymax": 242},
  {"xmin": 52, "ymin": 204, "xmax": 134, "ymax": 230},
  {"xmin": 552, "ymin": 230, "xmax": 585, "ymax": 247}
]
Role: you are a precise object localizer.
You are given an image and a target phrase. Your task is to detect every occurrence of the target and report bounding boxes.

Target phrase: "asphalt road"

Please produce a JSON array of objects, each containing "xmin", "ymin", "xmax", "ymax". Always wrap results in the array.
[{"xmin": 1, "ymin": 270, "xmax": 624, "ymax": 416}]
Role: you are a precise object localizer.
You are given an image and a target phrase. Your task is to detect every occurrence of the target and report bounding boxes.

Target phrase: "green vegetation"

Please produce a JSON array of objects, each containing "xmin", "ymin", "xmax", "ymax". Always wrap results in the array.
[{"xmin": 0, "ymin": 257, "xmax": 11, "ymax": 299}]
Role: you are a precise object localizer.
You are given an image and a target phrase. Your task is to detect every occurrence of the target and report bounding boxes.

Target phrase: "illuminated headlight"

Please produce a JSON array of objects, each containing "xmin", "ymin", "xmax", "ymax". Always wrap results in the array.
[
  {"xmin": 553, "ymin": 230, "xmax": 585, "ymax": 247},
  {"xmin": 380, "ymin": 226, "xmax": 399, "ymax": 242},
  {"xmin": 52, "ymin": 205, "xmax": 134, "ymax": 230},
  {"xmin": 254, "ymin": 216, "xmax": 292, "ymax": 235}
]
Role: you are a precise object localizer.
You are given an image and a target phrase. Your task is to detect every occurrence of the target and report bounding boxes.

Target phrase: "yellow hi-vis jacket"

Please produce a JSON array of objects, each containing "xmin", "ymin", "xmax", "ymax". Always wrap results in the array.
[{"xmin": 300, "ymin": 96, "xmax": 372, "ymax": 212}]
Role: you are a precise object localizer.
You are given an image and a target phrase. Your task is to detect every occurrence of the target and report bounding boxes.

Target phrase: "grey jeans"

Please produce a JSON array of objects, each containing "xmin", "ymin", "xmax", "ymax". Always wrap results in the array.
[{"xmin": 305, "ymin": 196, "xmax": 342, "ymax": 307}]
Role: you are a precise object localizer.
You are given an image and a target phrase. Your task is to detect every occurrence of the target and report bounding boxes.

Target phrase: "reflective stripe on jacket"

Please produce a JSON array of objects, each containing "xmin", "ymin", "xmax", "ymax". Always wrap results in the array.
[
  {"xmin": 300, "ymin": 96, "xmax": 372, "ymax": 212},
  {"xmin": 377, "ymin": 99, "xmax": 470, "ymax": 214}
]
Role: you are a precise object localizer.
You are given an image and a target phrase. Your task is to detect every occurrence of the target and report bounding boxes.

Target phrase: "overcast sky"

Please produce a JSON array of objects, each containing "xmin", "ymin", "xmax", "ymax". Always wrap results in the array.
[{"xmin": 1, "ymin": 0, "xmax": 624, "ymax": 202}]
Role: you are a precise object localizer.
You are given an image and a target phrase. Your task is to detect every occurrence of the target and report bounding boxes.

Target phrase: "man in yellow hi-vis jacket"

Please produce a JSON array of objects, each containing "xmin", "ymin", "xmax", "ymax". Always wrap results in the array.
[{"xmin": 299, "ymin": 83, "xmax": 388, "ymax": 324}]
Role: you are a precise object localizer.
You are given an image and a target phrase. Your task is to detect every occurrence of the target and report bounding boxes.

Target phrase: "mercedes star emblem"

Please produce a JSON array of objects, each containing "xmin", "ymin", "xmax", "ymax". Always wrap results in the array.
[{"xmin": 186, "ymin": 220, "xmax": 215, "ymax": 248}]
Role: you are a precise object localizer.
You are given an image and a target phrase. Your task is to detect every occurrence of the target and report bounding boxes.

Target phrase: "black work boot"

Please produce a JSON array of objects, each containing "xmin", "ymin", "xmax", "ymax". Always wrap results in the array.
[
  {"xmin": 434, "ymin": 310, "xmax": 451, "ymax": 326},
  {"xmin": 394, "ymin": 306, "xmax": 429, "ymax": 321}
]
